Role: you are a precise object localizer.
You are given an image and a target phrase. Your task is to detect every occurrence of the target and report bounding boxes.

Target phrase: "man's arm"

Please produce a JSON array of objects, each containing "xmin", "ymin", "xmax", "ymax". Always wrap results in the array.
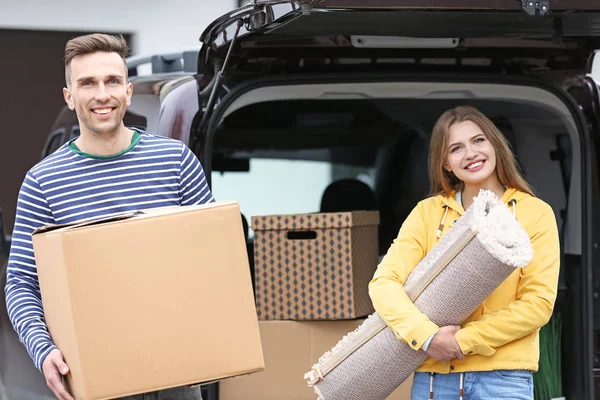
[
  {"xmin": 178, "ymin": 144, "xmax": 215, "ymax": 205},
  {"xmin": 4, "ymin": 173, "xmax": 57, "ymax": 371}
]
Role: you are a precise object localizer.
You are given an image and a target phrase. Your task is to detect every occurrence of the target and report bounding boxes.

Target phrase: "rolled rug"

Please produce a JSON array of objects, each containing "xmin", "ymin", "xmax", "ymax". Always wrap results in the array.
[{"xmin": 304, "ymin": 189, "xmax": 534, "ymax": 400}]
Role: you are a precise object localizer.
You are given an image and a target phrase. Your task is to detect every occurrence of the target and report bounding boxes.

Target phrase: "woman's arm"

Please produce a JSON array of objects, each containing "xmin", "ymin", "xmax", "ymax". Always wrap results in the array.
[
  {"xmin": 454, "ymin": 201, "xmax": 560, "ymax": 356},
  {"xmin": 369, "ymin": 201, "xmax": 440, "ymax": 351}
]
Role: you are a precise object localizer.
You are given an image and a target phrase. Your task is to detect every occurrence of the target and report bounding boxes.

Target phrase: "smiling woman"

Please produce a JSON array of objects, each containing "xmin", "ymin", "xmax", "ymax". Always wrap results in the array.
[
  {"xmin": 428, "ymin": 106, "xmax": 535, "ymax": 208},
  {"xmin": 369, "ymin": 105, "xmax": 559, "ymax": 400},
  {"xmin": 445, "ymin": 121, "xmax": 502, "ymax": 202}
]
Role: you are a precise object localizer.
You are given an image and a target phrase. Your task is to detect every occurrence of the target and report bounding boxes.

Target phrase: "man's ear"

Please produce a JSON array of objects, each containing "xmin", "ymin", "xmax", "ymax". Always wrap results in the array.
[
  {"xmin": 63, "ymin": 87, "xmax": 75, "ymax": 110},
  {"xmin": 126, "ymin": 82, "xmax": 133, "ymax": 106}
]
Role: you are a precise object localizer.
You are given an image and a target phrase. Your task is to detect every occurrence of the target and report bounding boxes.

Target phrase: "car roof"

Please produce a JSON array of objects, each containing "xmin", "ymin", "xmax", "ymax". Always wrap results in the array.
[
  {"xmin": 202, "ymin": 1, "xmax": 600, "ymax": 44},
  {"xmin": 196, "ymin": 2, "xmax": 600, "ymax": 76}
]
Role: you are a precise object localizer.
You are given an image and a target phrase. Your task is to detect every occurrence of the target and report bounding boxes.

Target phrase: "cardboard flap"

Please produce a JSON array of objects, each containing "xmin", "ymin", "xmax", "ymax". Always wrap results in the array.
[
  {"xmin": 32, "ymin": 211, "xmax": 145, "ymax": 235},
  {"xmin": 251, "ymin": 211, "xmax": 379, "ymax": 231}
]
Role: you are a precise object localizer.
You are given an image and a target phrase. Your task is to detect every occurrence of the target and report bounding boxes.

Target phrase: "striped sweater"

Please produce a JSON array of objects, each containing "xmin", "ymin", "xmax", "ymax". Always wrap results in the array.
[{"xmin": 5, "ymin": 130, "xmax": 215, "ymax": 371}]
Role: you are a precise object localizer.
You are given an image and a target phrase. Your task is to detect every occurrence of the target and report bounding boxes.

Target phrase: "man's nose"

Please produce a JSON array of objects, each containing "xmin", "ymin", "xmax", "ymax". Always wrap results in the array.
[{"xmin": 94, "ymin": 83, "xmax": 110, "ymax": 102}]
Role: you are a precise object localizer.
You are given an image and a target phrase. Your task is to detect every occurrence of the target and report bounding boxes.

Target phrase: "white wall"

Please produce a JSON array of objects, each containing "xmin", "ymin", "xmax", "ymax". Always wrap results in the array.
[{"xmin": 0, "ymin": 0, "xmax": 236, "ymax": 57}]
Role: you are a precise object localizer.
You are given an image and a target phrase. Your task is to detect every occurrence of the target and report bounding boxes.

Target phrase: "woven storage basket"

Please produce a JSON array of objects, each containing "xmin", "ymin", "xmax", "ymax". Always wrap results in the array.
[{"xmin": 304, "ymin": 190, "xmax": 534, "ymax": 400}]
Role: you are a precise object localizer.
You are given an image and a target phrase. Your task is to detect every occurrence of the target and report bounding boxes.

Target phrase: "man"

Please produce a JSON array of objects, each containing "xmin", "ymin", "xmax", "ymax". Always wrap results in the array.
[{"xmin": 5, "ymin": 33, "xmax": 214, "ymax": 400}]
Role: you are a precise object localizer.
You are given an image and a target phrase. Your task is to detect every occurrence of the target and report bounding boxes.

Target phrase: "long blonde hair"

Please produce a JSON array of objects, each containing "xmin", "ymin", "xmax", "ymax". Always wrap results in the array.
[{"xmin": 428, "ymin": 106, "xmax": 534, "ymax": 197}]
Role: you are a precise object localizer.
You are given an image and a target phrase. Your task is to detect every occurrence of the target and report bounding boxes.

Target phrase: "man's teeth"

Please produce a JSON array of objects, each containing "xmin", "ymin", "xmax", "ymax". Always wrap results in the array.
[
  {"xmin": 467, "ymin": 161, "xmax": 483, "ymax": 169},
  {"xmin": 93, "ymin": 108, "xmax": 112, "ymax": 114}
]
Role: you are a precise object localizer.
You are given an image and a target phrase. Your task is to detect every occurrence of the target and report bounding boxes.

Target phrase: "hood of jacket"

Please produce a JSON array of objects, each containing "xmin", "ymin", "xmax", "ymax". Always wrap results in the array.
[{"xmin": 437, "ymin": 187, "xmax": 530, "ymax": 215}]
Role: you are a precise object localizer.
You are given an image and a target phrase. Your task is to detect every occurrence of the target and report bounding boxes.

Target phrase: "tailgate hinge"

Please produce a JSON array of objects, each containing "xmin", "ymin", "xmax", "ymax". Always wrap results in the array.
[{"xmin": 521, "ymin": 0, "xmax": 550, "ymax": 16}]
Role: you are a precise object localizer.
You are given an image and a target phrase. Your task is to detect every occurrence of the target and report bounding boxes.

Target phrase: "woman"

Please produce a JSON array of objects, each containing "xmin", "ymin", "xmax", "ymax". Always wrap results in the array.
[{"xmin": 369, "ymin": 106, "xmax": 560, "ymax": 399}]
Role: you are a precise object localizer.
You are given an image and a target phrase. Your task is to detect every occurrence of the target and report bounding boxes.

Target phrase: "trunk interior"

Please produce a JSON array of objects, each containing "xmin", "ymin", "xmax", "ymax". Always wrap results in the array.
[{"xmin": 203, "ymin": 76, "xmax": 591, "ymax": 399}]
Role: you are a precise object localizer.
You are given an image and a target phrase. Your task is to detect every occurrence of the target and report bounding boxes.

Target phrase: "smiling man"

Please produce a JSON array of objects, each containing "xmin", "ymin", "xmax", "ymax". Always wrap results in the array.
[{"xmin": 4, "ymin": 33, "xmax": 213, "ymax": 400}]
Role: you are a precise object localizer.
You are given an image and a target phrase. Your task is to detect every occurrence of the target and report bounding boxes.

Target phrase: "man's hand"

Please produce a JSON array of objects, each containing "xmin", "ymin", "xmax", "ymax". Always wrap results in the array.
[
  {"xmin": 42, "ymin": 349, "xmax": 74, "ymax": 400},
  {"xmin": 424, "ymin": 325, "xmax": 464, "ymax": 362}
]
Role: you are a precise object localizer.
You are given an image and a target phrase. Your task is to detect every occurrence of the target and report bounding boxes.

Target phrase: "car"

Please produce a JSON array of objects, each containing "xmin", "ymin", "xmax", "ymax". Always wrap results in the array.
[
  {"xmin": 153, "ymin": 2, "xmax": 600, "ymax": 399},
  {"xmin": 4, "ymin": 1, "xmax": 600, "ymax": 399}
]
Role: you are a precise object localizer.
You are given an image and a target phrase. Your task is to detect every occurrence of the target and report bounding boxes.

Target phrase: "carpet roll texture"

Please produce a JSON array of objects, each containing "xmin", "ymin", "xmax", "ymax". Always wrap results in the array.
[{"xmin": 304, "ymin": 190, "xmax": 534, "ymax": 400}]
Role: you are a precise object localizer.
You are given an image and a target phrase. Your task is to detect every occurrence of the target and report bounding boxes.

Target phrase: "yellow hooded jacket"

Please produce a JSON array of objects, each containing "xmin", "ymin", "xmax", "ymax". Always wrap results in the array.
[{"xmin": 369, "ymin": 187, "xmax": 560, "ymax": 373}]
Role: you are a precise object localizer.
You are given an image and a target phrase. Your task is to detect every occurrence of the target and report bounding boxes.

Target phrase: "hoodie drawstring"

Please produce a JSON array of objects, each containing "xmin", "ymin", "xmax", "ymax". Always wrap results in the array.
[
  {"xmin": 436, "ymin": 206, "xmax": 449, "ymax": 238},
  {"xmin": 429, "ymin": 373, "xmax": 434, "ymax": 399},
  {"xmin": 428, "ymin": 372, "xmax": 464, "ymax": 399}
]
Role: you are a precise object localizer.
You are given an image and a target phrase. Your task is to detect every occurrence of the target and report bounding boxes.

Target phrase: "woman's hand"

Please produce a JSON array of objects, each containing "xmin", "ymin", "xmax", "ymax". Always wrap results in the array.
[{"xmin": 424, "ymin": 325, "xmax": 464, "ymax": 362}]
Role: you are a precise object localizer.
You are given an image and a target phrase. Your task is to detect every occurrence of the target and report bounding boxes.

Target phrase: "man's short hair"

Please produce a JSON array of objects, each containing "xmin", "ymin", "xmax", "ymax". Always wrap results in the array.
[{"xmin": 64, "ymin": 33, "xmax": 130, "ymax": 86}]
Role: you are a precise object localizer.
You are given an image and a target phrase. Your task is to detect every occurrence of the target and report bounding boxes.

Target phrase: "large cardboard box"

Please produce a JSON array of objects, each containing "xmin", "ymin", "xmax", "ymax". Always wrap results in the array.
[
  {"xmin": 251, "ymin": 211, "xmax": 380, "ymax": 320},
  {"xmin": 219, "ymin": 320, "xmax": 413, "ymax": 400},
  {"xmin": 32, "ymin": 201, "xmax": 264, "ymax": 400}
]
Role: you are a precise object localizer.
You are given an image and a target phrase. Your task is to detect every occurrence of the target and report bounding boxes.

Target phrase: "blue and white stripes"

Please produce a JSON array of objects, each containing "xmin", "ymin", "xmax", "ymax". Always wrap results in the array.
[{"xmin": 5, "ymin": 131, "xmax": 214, "ymax": 370}]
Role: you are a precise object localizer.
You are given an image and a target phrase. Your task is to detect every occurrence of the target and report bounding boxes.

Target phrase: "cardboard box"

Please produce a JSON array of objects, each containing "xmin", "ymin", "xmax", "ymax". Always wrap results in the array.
[
  {"xmin": 251, "ymin": 211, "xmax": 380, "ymax": 320},
  {"xmin": 219, "ymin": 320, "xmax": 413, "ymax": 400},
  {"xmin": 32, "ymin": 201, "xmax": 264, "ymax": 400}
]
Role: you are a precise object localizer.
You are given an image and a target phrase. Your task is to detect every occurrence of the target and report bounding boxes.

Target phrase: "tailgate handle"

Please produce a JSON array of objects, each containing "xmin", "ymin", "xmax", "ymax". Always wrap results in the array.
[{"xmin": 424, "ymin": 90, "xmax": 476, "ymax": 99}]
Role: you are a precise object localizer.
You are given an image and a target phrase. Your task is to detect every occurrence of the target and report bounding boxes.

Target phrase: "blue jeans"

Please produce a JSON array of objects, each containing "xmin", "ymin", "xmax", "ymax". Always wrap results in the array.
[{"xmin": 411, "ymin": 370, "xmax": 533, "ymax": 400}]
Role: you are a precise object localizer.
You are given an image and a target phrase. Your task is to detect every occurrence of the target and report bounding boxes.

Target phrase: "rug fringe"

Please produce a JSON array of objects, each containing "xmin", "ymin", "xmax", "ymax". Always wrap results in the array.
[{"xmin": 471, "ymin": 190, "xmax": 533, "ymax": 268}]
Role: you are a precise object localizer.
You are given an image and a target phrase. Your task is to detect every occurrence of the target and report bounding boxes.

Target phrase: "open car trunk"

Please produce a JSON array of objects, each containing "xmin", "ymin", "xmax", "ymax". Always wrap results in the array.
[
  {"xmin": 197, "ymin": 73, "xmax": 598, "ymax": 399},
  {"xmin": 192, "ymin": 2, "xmax": 600, "ymax": 399}
]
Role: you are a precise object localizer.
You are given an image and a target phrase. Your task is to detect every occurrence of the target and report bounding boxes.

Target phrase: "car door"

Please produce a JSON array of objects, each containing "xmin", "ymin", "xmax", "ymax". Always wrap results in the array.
[{"xmin": 574, "ymin": 66, "xmax": 600, "ymax": 397}]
